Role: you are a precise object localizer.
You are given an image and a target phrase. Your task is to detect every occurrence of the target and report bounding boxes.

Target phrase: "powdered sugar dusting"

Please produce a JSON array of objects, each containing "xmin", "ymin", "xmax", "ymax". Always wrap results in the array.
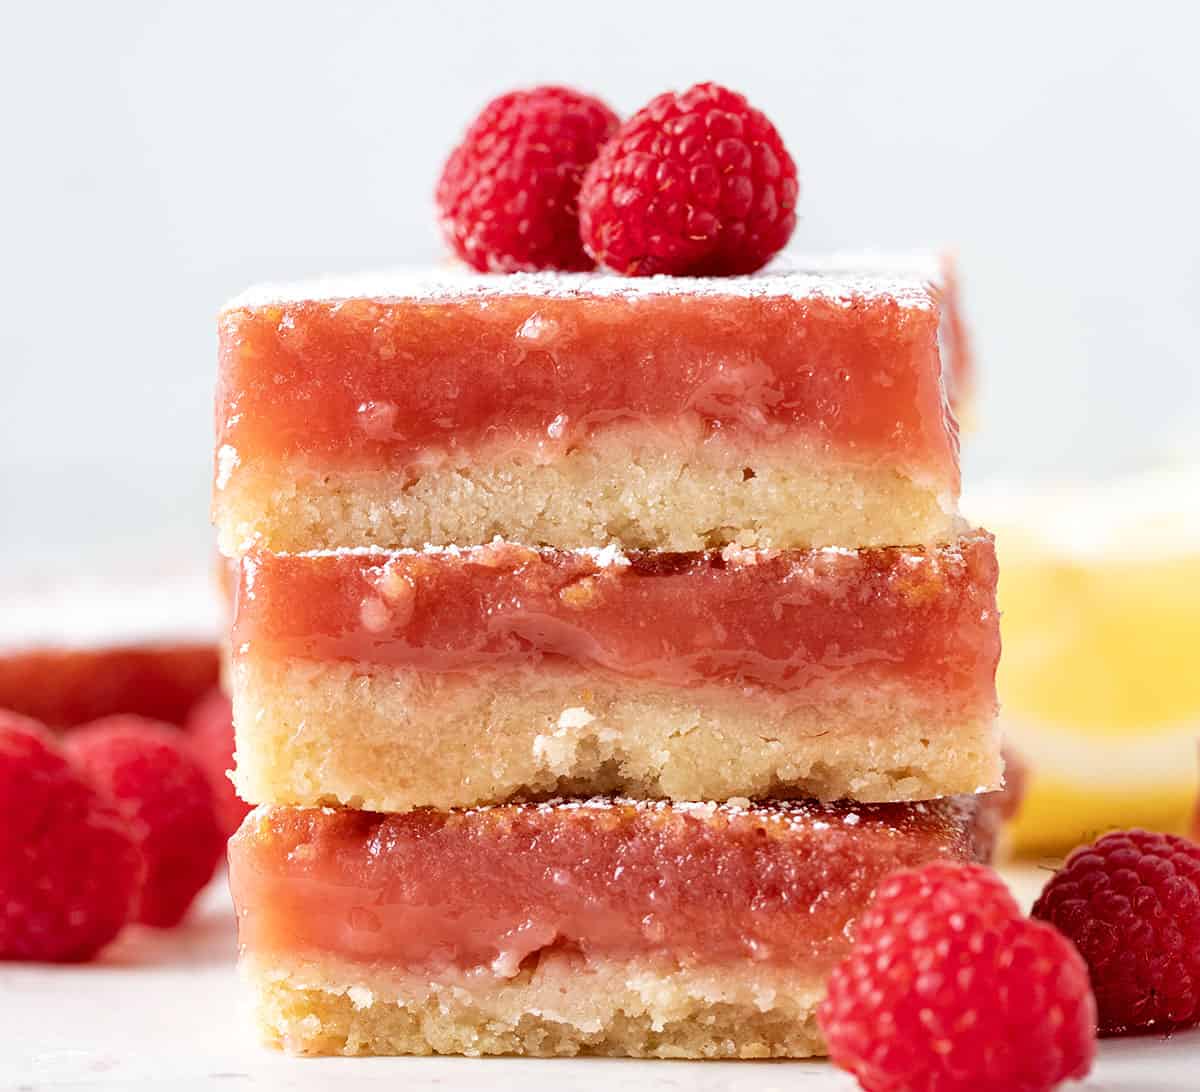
[
  {"xmin": 802, "ymin": 250, "xmax": 946, "ymax": 285},
  {"xmin": 275, "ymin": 539, "xmax": 639, "ymax": 569},
  {"xmin": 267, "ymin": 534, "xmax": 991, "ymax": 568},
  {"xmin": 215, "ymin": 444, "xmax": 239, "ymax": 491},
  {"xmin": 446, "ymin": 794, "xmax": 978, "ymax": 836},
  {"xmin": 223, "ymin": 252, "xmax": 938, "ymax": 313}
]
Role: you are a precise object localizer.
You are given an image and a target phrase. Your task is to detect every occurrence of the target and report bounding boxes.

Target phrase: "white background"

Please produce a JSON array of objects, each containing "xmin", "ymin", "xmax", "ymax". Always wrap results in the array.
[{"xmin": 1, "ymin": 0, "xmax": 1198, "ymax": 574}]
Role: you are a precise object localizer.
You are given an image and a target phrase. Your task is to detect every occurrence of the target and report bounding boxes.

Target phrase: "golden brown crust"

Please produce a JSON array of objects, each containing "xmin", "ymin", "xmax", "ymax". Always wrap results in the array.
[
  {"xmin": 214, "ymin": 437, "xmax": 960, "ymax": 555},
  {"xmin": 245, "ymin": 954, "xmax": 828, "ymax": 1058}
]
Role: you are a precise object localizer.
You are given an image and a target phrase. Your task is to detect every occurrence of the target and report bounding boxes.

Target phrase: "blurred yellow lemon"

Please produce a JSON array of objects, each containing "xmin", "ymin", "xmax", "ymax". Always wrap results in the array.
[{"xmin": 969, "ymin": 469, "xmax": 1200, "ymax": 856}]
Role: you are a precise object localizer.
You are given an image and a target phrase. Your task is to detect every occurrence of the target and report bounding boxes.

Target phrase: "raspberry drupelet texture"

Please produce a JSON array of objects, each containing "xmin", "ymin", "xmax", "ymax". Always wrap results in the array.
[
  {"xmin": 0, "ymin": 711, "xmax": 144, "ymax": 962},
  {"xmin": 1032, "ymin": 829, "xmax": 1200, "ymax": 1035},
  {"xmin": 852, "ymin": 860, "xmax": 1021, "ymax": 946},
  {"xmin": 67, "ymin": 716, "xmax": 225, "ymax": 928},
  {"xmin": 436, "ymin": 85, "xmax": 619, "ymax": 273},
  {"xmin": 185, "ymin": 689, "xmax": 251, "ymax": 840},
  {"xmin": 820, "ymin": 861, "xmax": 1096, "ymax": 1092},
  {"xmin": 579, "ymin": 81, "xmax": 798, "ymax": 276}
]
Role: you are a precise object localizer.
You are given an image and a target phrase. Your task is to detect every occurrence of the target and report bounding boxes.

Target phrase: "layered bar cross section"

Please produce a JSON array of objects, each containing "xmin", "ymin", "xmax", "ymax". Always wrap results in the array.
[
  {"xmin": 214, "ymin": 261, "xmax": 962, "ymax": 556},
  {"xmin": 229, "ymin": 795, "xmax": 993, "ymax": 1058},
  {"xmin": 231, "ymin": 533, "xmax": 1001, "ymax": 810}
]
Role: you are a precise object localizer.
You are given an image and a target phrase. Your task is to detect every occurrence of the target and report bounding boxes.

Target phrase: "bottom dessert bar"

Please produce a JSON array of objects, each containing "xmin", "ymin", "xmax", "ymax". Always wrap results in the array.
[{"xmin": 229, "ymin": 795, "xmax": 993, "ymax": 1059}]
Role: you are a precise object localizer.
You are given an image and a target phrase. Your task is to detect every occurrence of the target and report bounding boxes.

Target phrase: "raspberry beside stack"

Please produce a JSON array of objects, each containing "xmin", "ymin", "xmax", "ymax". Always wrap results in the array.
[{"xmin": 217, "ymin": 260, "xmax": 1003, "ymax": 1057}]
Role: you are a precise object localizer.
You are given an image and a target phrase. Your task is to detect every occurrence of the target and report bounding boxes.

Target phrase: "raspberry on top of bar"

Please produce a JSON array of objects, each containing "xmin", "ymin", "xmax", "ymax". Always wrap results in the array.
[{"xmin": 214, "ymin": 258, "xmax": 962, "ymax": 555}]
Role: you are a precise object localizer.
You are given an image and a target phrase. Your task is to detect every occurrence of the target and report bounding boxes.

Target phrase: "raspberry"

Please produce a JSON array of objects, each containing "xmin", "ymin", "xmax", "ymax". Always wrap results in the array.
[
  {"xmin": 579, "ymin": 82, "xmax": 798, "ymax": 276},
  {"xmin": 1032, "ymin": 829, "xmax": 1200, "ymax": 1035},
  {"xmin": 67, "ymin": 717, "xmax": 225, "ymax": 928},
  {"xmin": 853, "ymin": 860, "xmax": 1021, "ymax": 946},
  {"xmin": 185, "ymin": 689, "xmax": 251, "ymax": 839},
  {"xmin": 436, "ymin": 85, "xmax": 619, "ymax": 273},
  {"xmin": 820, "ymin": 861, "xmax": 1096, "ymax": 1092},
  {"xmin": 0, "ymin": 711, "xmax": 143, "ymax": 961}
]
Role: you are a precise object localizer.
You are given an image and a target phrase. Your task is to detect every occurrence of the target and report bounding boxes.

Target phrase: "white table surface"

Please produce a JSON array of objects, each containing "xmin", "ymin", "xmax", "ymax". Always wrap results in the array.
[{"xmin": 3, "ymin": 873, "xmax": 1198, "ymax": 1091}]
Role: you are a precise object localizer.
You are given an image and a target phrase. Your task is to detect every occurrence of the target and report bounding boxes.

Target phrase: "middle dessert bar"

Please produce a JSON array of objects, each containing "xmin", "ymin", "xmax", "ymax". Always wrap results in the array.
[{"xmin": 231, "ymin": 533, "xmax": 1001, "ymax": 811}]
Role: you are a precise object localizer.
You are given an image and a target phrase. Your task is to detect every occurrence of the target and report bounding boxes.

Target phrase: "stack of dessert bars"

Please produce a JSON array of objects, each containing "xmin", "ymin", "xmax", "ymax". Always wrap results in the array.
[{"xmin": 216, "ymin": 261, "xmax": 1002, "ymax": 1059}]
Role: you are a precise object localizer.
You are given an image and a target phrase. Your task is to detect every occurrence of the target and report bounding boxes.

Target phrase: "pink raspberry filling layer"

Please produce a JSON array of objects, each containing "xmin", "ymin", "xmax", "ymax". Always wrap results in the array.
[
  {"xmin": 216, "ymin": 270, "xmax": 958, "ymax": 486},
  {"xmin": 229, "ymin": 797, "xmax": 991, "ymax": 976},
  {"xmin": 234, "ymin": 534, "xmax": 998, "ymax": 701}
]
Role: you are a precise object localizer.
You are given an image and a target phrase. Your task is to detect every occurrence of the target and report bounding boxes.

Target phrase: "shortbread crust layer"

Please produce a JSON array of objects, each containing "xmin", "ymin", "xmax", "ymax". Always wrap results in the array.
[
  {"xmin": 232, "ymin": 659, "xmax": 1001, "ymax": 809},
  {"xmin": 216, "ymin": 438, "xmax": 961, "ymax": 555},
  {"xmin": 245, "ymin": 955, "xmax": 827, "ymax": 1059}
]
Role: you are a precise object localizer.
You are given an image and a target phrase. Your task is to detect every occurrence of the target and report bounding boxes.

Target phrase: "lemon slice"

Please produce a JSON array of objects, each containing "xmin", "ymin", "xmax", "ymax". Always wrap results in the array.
[{"xmin": 968, "ymin": 468, "xmax": 1200, "ymax": 856}]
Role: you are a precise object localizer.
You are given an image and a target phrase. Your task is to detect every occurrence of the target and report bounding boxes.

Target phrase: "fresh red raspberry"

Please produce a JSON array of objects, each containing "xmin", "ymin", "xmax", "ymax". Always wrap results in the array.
[
  {"xmin": 0, "ymin": 710, "xmax": 143, "ymax": 961},
  {"xmin": 820, "ymin": 861, "xmax": 1096, "ymax": 1092},
  {"xmin": 436, "ymin": 85, "xmax": 619, "ymax": 273},
  {"xmin": 579, "ymin": 82, "xmax": 798, "ymax": 276},
  {"xmin": 853, "ymin": 860, "xmax": 1021, "ymax": 946},
  {"xmin": 67, "ymin": 716, "xmax": 225, "ymax": 928},
  {"xmin": 1032, "ymin": 828, "xmax": 1200, "ymax": 1035},
  {"xmin": 184, "ymin": 689, "xmax": 251, "ymax": 840}
]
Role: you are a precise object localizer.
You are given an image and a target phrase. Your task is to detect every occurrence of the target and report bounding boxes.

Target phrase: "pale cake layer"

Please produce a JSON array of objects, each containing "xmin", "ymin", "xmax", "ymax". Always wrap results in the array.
[
  {"xmin": 246, "ymin": 953, "xmax": 827, "ymax": 1059},
  {"xmin": 215, "ymin": 433, "xmax": 961, "ymax": 555},
  {"xmin": 232, "ymin": 658, "xmax": 1002, "ymax": 810}
]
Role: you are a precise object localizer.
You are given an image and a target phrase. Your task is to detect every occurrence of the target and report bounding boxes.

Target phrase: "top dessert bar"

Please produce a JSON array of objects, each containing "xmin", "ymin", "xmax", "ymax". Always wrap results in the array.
[{"xmin": 214, "ymin": 257, "xmax": 962, "ymax": 555}]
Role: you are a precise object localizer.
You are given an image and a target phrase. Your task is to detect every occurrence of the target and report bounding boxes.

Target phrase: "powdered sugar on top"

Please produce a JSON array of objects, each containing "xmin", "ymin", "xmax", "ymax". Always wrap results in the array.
[
  {"xmin": 260, "ymin": 532, "xmax": 984, "ymax": 573},
  {"xmin": 448, "ymin": 794, "xmax": 976, "ymax": 835},
  {"xmin": 223, "ymin": 252, "xmax": 939, "ymax": 313},
  {"xmin": 269, "ymin": 536, "xmax": 981, "ymax": 568},
  {"xmin": 804, "ymin": 249, "xmax": 946, "ymax": 284},
  {"xmin": 276, "ymin": 539, "xmax": 635, "ymax": 567}
]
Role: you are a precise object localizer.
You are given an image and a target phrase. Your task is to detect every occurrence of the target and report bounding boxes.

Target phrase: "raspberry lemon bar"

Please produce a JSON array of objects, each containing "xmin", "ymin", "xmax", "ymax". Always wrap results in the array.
[
  {"xmin": 230, "ymin": 533, "xmax": 1001, "ymax": 811},
  {"xmin": 0, "ymin": 643, "xmax": 218, "ymax": 729},
  {"xmin": 229, "ymin": 795, "xmax": 992, "ymax": 1058},
  {"xmin": 214, "ymin": 262, "xmax": 963, "ymax": 556}
]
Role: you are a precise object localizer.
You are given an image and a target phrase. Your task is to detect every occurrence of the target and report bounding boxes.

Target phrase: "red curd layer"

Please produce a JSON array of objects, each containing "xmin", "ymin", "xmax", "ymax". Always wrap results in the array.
[
  {"xmin": 234, "ymin": 535, "xmax": 998, "ymax": 699},
  {"xmin": 229, "ymin": 798, "xmax": 989, "ymax": 975},
  {"xmin": 216, "ymin": 271, "xmax": 958, "ymax": 485},
  {"xmin": 0, "ymin": 643, "xmax": 220, "ymax": 729}
]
